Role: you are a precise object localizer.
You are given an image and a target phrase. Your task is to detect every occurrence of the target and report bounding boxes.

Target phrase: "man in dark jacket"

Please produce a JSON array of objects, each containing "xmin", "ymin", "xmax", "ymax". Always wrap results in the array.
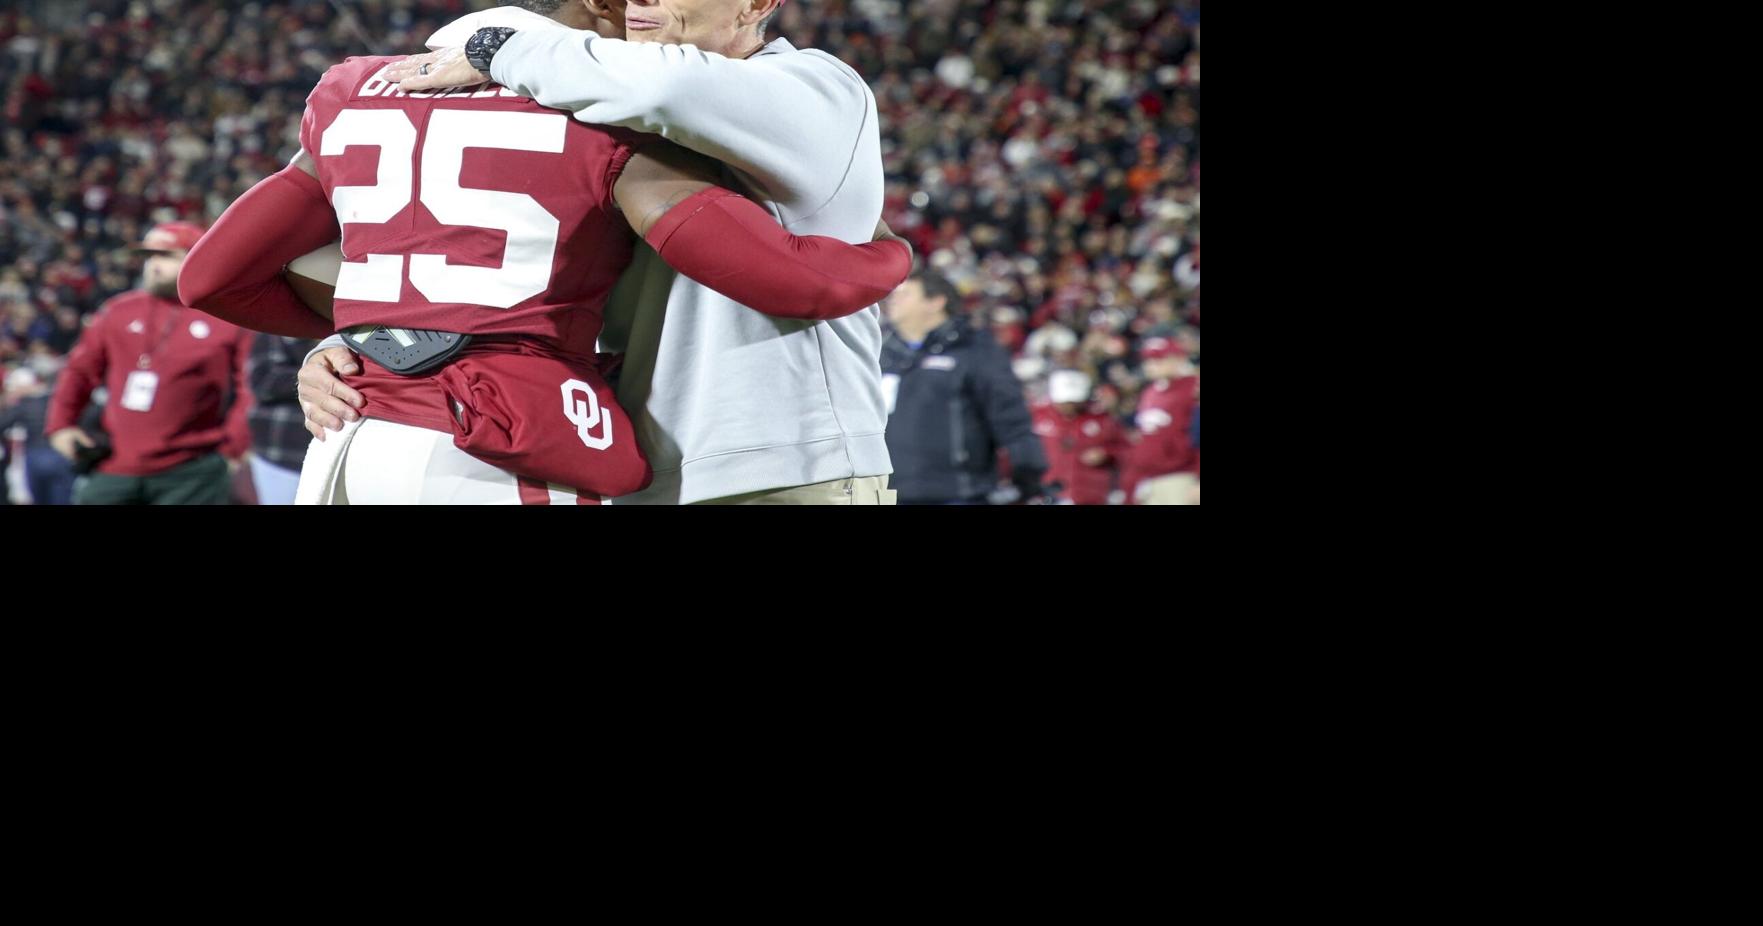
[
  {"xmin": 1, "ymin": 366, "xmax": 76, "ymax": 505},
  {"xmin": 881, "ymin": 269, "xmax": 1046, "ymax": 504}
]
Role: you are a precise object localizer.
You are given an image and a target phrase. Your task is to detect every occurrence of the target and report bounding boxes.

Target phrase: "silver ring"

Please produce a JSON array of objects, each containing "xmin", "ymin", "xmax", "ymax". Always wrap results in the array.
[{"xmin": 419, "ymin": 63, "xmax": 431, "ymax": 76}]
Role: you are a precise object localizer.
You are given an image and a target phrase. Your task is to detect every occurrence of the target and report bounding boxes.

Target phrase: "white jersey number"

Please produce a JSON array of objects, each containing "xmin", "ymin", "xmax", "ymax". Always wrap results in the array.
[{"xmin": 318, "ymin": 108, "xmax": 565, "ymax": 308}]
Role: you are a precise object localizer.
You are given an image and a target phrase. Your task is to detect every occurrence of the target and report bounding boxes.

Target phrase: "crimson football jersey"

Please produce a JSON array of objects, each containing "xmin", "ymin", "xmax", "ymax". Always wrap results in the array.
[
  {"xmin": 299, "ymin": 56, "xmax": 648, "ymax": 350},
  {"xmin": 295, "ymin": 57, "xmax": 654, "ymax": 497}
]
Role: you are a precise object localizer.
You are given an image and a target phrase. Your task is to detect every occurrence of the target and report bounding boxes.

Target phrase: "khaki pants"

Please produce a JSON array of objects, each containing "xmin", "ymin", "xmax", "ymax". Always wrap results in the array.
[
  {"xmin": 699, "ymin": 475, "xmax": 896, "ymax": 505},
  {"xmin": 1136, "ymin": 472, "xmax": 1200, "ymax": 506}
]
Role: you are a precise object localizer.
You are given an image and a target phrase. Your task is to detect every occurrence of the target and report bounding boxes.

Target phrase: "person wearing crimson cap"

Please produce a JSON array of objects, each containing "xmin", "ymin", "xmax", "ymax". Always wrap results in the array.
[
  {"xmin": 1121, "ymin": 335, "xmax": 1200, "ymax": 505},
  {"xmin": 44, "ymin": 221, "xmax": 252, "ymax": 505}
]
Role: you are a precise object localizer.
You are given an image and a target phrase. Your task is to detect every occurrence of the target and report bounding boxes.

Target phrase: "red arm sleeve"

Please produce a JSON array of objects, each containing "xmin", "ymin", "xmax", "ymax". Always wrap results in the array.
[
  {"xmin": 44, "ymin": 310, "xmax": 109, "ymax": 435},
  {"xmin": 643, "ymin": 188, "xmax": 912, "ymax": 321},
  {"xmin": 178, "ymin": 164, "xmax": 340, "ymax": 340}
]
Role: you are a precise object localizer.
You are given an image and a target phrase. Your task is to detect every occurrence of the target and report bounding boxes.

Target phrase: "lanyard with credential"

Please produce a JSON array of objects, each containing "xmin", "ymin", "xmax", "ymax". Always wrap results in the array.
[{"xmin": 136, "ymin": 303, "xmax": 178, "ymax": 370}]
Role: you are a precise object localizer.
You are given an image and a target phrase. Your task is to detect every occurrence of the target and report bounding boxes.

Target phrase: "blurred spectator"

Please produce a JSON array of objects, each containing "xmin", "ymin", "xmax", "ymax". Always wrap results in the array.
[
  {"xmin": 0, "ymin": 365, "xmax": 76, "ymax": 504},
  {"xmin": 881, "ymin": 268, "xmax": 1045, "ymax": 504},
  {"xmin": 245, "ymin": 333, "xmax": 319, "ymax": 505},
  {"xmin": 1121, "ymin": 335, "xmax": 1199, "ymax": 505},
  {"xmin": 1189, "ymin": 389, "xmax": 1200, "ymax": 492},
  {"xmin": 1031, "ymin": 368, "xmax": 1126, "ymax": 505},
  {"xmin": 45, "ymin": 222, "xmax": 252, "ymax": 504}
]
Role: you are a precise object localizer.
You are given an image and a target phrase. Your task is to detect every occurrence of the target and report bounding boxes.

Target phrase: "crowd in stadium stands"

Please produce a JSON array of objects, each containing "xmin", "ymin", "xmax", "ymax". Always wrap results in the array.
[{"xmin": 2, "ymin": 0, "xmax": 1198, "ymax": 504}]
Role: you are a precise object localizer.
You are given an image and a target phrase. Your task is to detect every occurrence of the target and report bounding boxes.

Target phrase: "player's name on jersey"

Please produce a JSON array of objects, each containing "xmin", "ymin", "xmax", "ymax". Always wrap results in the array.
[{"xmin": 357, "ymin": 66, "xmax": 523, "ymax": 101}]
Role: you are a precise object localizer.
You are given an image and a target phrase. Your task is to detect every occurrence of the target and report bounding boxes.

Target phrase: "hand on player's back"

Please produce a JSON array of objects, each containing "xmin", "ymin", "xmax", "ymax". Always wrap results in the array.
[
  {"xmin": 386, "ymin": 47, "xmax": 483, "ymax": 92},
  {"xmin": 297, "ymin": 347, "xmax": 365, "ymax": 441}
]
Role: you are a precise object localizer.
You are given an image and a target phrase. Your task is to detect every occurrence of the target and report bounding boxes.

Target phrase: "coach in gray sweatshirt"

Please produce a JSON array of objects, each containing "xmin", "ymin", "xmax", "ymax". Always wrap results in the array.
[{"xmin": 310, "ymin": 0, "xmax": 896, "ymax": 505}]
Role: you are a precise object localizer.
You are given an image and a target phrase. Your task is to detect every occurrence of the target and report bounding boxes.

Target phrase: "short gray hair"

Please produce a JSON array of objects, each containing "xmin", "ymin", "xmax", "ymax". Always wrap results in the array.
[{"xmin": 500, "ymin": 0, "xmax": 567, "ymax": 13}]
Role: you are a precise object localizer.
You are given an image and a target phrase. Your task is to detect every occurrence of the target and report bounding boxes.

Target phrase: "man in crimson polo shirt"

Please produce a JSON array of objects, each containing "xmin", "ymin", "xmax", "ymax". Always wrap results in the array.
[{"xmin": 46, "ymin": 222, "xmax": 252, "ymax": 505}]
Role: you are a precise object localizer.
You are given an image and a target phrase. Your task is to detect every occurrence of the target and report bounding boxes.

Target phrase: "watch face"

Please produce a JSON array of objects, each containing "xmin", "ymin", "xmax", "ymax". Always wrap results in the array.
[{"xmin": 468, "ymin": 26, "xmax": 515, "ymax": 72}]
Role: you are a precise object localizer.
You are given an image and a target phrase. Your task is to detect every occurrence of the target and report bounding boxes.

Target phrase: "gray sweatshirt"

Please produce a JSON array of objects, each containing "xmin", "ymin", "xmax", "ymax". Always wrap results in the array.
[{"xmin": 498, "ymin": 28, "xmax": 892, "ymax": 504}]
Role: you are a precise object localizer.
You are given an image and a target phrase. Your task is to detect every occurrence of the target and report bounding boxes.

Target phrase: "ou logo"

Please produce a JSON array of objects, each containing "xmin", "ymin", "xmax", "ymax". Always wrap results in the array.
[{"xmin": 561, "ymin": 379, "xmax": 614, "ymax": 450}]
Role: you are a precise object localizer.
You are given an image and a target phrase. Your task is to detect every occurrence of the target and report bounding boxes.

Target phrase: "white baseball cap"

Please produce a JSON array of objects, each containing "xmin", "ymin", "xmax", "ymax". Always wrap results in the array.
[
  {"xmin": 6, "ymin": 367, "xmax": 41, "ymax": 392},
  {"xmin": 1047, "ymin": 369, "xmax": 1092, "ymax": 404}
]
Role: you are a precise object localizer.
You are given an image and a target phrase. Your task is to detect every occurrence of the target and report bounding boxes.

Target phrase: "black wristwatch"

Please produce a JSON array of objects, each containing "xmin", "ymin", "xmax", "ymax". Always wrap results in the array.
[{"xmin": 465, "ymin": 26, "xmax": 518, "ymax": 76}]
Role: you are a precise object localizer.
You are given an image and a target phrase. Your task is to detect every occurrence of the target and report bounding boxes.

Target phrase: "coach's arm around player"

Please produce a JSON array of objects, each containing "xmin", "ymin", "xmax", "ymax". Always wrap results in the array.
[{"xmin": 393, "ymin": 1, "xmax": 866, "ymax": 219}]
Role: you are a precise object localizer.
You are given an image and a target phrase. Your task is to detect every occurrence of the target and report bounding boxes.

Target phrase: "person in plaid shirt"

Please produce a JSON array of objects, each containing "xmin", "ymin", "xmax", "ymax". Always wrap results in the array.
[{"xmin": 246, "ymin": 333, "xmax": 319, "ymax": 505}]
